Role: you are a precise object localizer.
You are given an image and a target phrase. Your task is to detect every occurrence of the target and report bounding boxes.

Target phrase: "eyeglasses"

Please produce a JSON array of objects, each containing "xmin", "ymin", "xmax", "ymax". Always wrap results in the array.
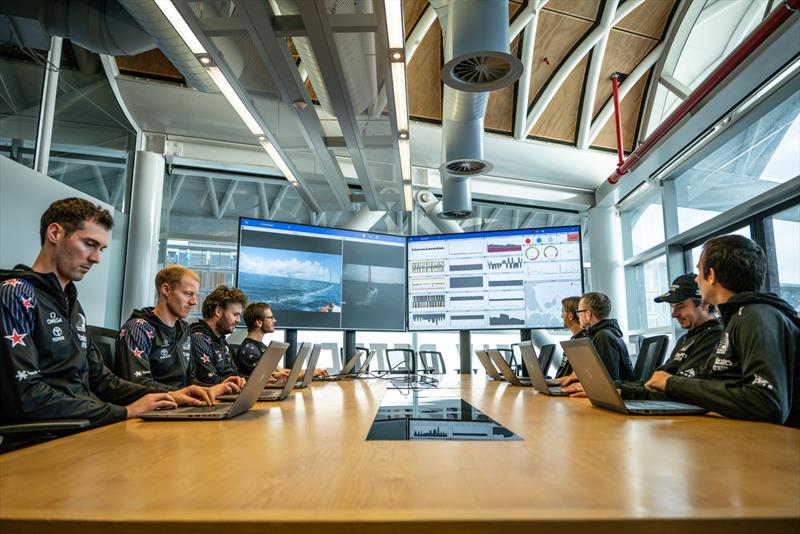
[
  {"xmin": 261, "ymin": 315, "xmax": 275, "ymax": 320},
  {"xmin": 576, "ymin": 309, "xmax": 588, "ymax": 315}
]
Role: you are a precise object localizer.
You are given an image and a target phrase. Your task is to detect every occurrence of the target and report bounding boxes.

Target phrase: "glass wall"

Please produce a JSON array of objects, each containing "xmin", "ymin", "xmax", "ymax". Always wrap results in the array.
[
  {"xmin": 625, "ymin": 255, "xmax": 671, "ymax": 332},
  {"xmin": 765, "ymin": 204, "xmax": 800, "ymax": 311},
  {"xmin": 620, "ymin": 185, "xmax": 665, "ymax": 258},
  {"xmin": 0, "ymin": 44, "xmax": 45, "ymax": 168}
]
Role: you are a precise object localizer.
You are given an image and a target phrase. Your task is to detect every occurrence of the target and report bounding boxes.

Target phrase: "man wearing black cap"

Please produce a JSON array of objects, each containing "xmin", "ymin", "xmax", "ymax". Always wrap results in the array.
[
  {"xmin": 618, "ymin": 274, "xmax": 723, "ymax": 400},
  {"xmin": 645, "ymin": 235, "xmax": 799, "ymax": 427}
]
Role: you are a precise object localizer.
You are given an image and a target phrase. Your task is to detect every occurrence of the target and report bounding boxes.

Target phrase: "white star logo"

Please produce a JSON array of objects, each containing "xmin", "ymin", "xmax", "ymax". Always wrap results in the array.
[{"xmin": 4, "ymin": 329, "xmax": 27, "ymax": 347}]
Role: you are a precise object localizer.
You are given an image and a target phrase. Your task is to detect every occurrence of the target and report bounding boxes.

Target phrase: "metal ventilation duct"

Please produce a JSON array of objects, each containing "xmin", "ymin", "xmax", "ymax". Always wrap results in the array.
[{"xmin": 432, "ymin": 0, "xmax": 520, "ymax": 219}]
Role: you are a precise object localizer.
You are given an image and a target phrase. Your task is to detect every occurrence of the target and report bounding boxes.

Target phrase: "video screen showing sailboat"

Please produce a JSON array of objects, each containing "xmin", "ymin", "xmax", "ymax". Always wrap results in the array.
[{"xmin": 341, "ymin": 240, "xmax": 406, "ymax": 330}]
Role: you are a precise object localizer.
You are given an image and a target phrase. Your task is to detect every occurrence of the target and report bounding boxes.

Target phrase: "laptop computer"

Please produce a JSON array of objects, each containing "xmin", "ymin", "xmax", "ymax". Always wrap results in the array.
[
  {"xmin": 219, "ymin": 341, "xmax": 308, "ymax": 402},
  {"xmin": 517, "ymin": 342, "xmax": 571, "ymax": 396},
  {"xmin": 518, "ymin": 342, "xmax": 562, "ymax": 387},
  {"xmin": 561, "ymin": 338, "xmax": 708, "ymax": 416},
  {"xmin": 488, "ymin": 349, "xmax": 531, "ymax": 387},
  {"xmin": 354, "ymin": 350, "xmax": 377, "ymax": 377},
  {"xmin": 139, "ymin": 341, "xmax": 289, "ymax": 420},
  {"xmin": 475, "ymin": 349, "xmax": 504, "ymax": 381},
  {"xmin": 315, "ymin": 350, "xmax": 364, "ymax": 381},
  {"xmin": 264, "ymin": 342, "xmax": 313, "ymax": 389},
  {"xmin": 295, "ymin": 344, "xmax": 322, "ymax": 388}
]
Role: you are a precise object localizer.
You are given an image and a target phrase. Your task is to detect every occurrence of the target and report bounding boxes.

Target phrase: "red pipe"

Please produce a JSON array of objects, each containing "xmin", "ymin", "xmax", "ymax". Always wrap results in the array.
[
  {"xmin": 611, "ymin": 73, "xmax": 625, "ymax": 168},
  {"xmin": 607, "ymin": 0, "xmax": 800, "ymax": 184}
]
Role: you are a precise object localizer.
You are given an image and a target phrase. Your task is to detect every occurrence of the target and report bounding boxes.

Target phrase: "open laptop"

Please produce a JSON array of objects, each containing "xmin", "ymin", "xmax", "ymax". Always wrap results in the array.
[
  {"xmin": 561, "ymin": 338, "xmax": 707, "ymax": 416},
  {"xmin": 488, "ymin": 349, "xmax": 532, "ymax": 387},
  {"xmin": 264, "ymin": 342, "xmax": 312, "ymax": 389},
  {"xmin": 475, "ymin": 349, "xmax": 504, "ymax": 381},
  {"xmin": 139, "ymin": 341, "xmax": 289, "ymax": 420},
  {"xmin": 518, "ymin": 342, "xmax": 571, "ymax": 396},
  {"xmin": 354, "ymin": 350, "xmax": 377, "ymax": 377},
  {"xmin": 219, "ymin": 342, "xmax": 308, "ymax": 402},
  {"xmin": 315, "ymin": 350, "xmax": 364, "ymax": 381},
  {"xmin": 518, "ymin": 342, "xmax": 562, "ymax": 387}
]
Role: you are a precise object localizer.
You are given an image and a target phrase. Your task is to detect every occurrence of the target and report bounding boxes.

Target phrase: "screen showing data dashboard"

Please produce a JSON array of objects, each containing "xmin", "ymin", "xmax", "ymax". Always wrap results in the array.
[
  {"xmin": 407, "ymin": 226, "xmax": 583, "ymax": 330},
  {"xmin": 237, "ymin": 218, "xmax": 407, "ymax": 331}
]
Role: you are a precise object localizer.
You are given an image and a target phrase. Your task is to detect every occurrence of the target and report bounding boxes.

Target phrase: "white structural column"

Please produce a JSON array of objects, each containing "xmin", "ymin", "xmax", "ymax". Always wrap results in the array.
[
  {"xmin": 513, "ymin": 0, "xmax": 548, "ymax": 140},
  {"xmin": 33, "ymin": 37, "xmax": 63, "ymax": 176},
  {"xmin": 586, "ymin": 205, "xmax": 628, "ymax": 336},
  {"xmin": 120, "ymin": 151, "xmax": 166, "ymax": 321},
  {"xmin": 342, "ymin": 205, "xmax": 387, "ymax": 231}
]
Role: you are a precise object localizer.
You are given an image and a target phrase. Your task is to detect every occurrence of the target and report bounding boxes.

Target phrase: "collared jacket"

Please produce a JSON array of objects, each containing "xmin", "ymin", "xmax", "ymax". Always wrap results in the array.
[
  {"xmin": 665, "ymin": 292, "xmax": 800, "ymax": 427},
  {"xmin": 621, "ymin": 319, "xmax": 724, "ymax": 400},
  {"xmin": 116, "ymin": 307, "xmax": 201, "ymax": 390},
  {"xmin": 0, "ymin": 265, "xmax": 157, "ymax": 427},
  {"xmin": 190, "ymin": 320, "xmax": 239, "ymax": 385},
  {"xmin": 234, "ymin": 337, "xmax": 267, "ymax": 377},
  {"xmin": 584, "ymin": 318, "xmax": 635, "ymax": 381}
]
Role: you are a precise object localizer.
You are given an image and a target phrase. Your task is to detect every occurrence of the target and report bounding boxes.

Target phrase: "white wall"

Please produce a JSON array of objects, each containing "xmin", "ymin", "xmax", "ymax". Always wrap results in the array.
[{"xmin": 0, "ymin": 156, "xmax": 128, "ymax": 328}]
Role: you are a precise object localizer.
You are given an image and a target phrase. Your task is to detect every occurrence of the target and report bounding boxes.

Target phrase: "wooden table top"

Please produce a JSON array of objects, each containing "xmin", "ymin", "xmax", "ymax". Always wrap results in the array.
[{"xmin": 1, "ymin": 376, "xmax": 799, "ymax": 533}]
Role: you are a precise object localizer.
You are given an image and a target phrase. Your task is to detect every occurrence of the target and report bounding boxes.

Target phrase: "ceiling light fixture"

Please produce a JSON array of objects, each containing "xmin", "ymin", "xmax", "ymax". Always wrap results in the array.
[
  {"xmin": 153, "ymin": 0, "xmax": 207, "ymax": 54},
  {"xmin": 384, "ymin": 1, "xmax": 411, "ymax": 210},
  {"xmin": 205, "ymin": 66, "xmax": 264, "ymax": 136},
  {"xmin": 259, "ymin": 138, "xmax": 299, "ymax": 185}
]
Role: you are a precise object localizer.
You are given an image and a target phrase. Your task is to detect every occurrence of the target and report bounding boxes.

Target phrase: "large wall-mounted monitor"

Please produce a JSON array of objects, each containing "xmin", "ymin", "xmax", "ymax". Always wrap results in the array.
[
  {"xmin": 407, "ymin": 226, "xmax": 583, "ymax": 330},
  {"xmin": 237, "ymin": 218, "xmax": 407, "ymax": 331}
]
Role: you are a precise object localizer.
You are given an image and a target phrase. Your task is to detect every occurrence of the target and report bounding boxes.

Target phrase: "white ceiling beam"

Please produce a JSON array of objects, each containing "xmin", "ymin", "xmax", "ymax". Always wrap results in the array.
[
  {"xmin": 169, "ymin": 174, "xmax": 186, "ymax": 211},
  {"xmin": 586, "ymin": 42, "xmax": 665, "ymax": 148},
  {"xmin": 660, "ymin": 73, "xmax": 691, "ymax": 100},
  {"xmin": 522, "ymin": 0, "xmax": 645, "ymax": 138},
  {"xmin": 205, "ymin": 177, "xmax": 221, "ymax": 219},
  {"xmin": 110, "ymin": 177, "xmax": 125, "ymax": 208},
  {"xmin": 257, "ymin": 182, "xmax": 271, "ymax": 219},
  {"xmin": 576, "ymin": 1, "xmax": 620, "ymax": 150},
  {"xmin": 90, "ymin": 167, "xmax": 111, "ymax": 204},
  {"xmin": 513, "ymin": 1, "xmax": 549, "ymax": 140},
  {"xmin": 218, "ymin": 179, "xmax": 239, "ymax": 219}
]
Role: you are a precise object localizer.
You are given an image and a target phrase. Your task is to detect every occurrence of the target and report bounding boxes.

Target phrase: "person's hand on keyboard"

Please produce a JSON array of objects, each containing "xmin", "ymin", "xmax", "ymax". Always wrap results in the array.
[
  {"xmin": 561, "ymin": 383, "xmax": 587, "ymax": 397},
  {"xmin": 171, "ymin": 385, "xmax": 214, "ymax": 406}
]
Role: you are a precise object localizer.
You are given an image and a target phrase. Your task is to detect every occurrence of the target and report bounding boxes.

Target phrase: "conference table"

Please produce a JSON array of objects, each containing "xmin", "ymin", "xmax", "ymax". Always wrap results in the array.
[{"xmin": 1, "ymin": 376, "xmax": 798, "ymax": 533}]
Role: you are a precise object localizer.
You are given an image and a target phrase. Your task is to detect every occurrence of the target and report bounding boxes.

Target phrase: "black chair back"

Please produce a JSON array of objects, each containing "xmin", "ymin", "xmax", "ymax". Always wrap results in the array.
[
  {"xmin": 87, "ymin": 326, "xmax": 118, "ymax": 370},
  {"xmin": 538, "ymin": 344, "xmax": 556, "ymax": 373},
  {"xmin": 634, "ymin": 335, "xmax": 669, "ymax": 381},
  {"xmin": 386, "ymin": 348, "xmax": 415, "ymax": 374},
  {"xmin": 418, "ymin": 350, "xmax": 445, "ymax": 374}
]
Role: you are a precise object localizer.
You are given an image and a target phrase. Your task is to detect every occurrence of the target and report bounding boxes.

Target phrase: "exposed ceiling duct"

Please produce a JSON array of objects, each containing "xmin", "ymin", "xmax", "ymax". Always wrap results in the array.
[
  {"xmin": 432, "ymin": 0, "xmax": 522, "ymax": 219},
  {"xmin": 274, "ymin": 0, "xmax": 376, "ymax": 116}
]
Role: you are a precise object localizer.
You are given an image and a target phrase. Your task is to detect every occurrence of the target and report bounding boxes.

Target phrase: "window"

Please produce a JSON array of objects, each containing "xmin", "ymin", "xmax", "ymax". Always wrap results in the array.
[
  {"xmin": 764, "ymin": 204, "xmax": 800, "ymax": 311},
  {"xmin": 626, "ymin": 255, "xmax": 671, "ymax": 331},
  {"xmin": 687, "ymin": 225, "xmax": 752, "ymax": 273},
  {"xmin": 0, "ymin": 44, "xmax": 46, "ymax": 168},
  {"xmin": 620, "ymin": 186, "xmax": 665, "ymax": 258},
  {"xmin": 674, "ymin": 89, "xmax": 800, "ymax": 233}
]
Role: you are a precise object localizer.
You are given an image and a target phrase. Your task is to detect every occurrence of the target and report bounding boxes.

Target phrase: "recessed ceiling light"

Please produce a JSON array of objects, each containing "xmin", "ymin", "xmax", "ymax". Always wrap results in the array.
[{"xmin": 199, "ymin": 56, "xmax": 212, "ymax": 65}]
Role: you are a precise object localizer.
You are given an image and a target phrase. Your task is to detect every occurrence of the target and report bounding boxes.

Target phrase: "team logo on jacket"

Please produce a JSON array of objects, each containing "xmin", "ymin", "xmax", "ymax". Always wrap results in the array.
[
  {"xmin": 4, "ymin": 329, "xmax": 27, "ymax": 347},
  {"xmin": 714, "ymin": 333, "xmax": 729, "ymax": 355},
  {"xmin": 159, "ymin": 348, "xmax": 171, "ymax": 359},
  {"xmin": 52, "ymin": 326, "xmax": 65, "ymax": 343},
  {"xmin": 712, "ymin": 357, "xmax": 733, "ymax": 373},
  {"xmin": 678, "ymin": 368, "xmax": 696, "ymax": 378},
  {"xmin": 15, "ymin": 369, "xmax": 39, "ymax": 381},
  {"xmin": 76, "ymin": 313, "xmax": 86, "ymax": 333},
  {"xmin": 752, "ymin": 374, "xmax": 774, "ymax": 390},
  {"xmin": 46, "ymin": 311, "xmax": 63, "ymax": 325}
]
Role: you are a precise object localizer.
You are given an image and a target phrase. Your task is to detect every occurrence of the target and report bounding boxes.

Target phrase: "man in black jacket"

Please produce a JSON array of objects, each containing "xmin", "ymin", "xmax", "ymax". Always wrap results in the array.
[
  {"xmin": 117, "ymin": 265, "xmax": 238, "ymax": 398},
  {"xmin": 617, "ymin": 274, "xmax": 723, "ymax": 400},
  {"xmin": 560, "ymin": 292, "xmax": 635, "ymax": 384},
  {"xmin": 646, "ymin": 235, "xmax": 799, "ymax": 427},
  {"xmin": 191, "ymin": 285, "xmax": 248, "ymax": 386},
  {"xmin": 0, "ymin": 198, "xmax": 210, "ymax": 430}
]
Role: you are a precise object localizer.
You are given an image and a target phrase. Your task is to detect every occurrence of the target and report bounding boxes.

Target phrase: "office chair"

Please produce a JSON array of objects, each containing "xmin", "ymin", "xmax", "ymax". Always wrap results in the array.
[
  {"xmin": 538, "ymin": 344, "xmax": 557, "ymax": 376},
  {"xmin": 634, "ymin": 335, "xmax": 669, "ymax": 382},
  {"xmin": 0, "ymin": 420, "xmax": 90, "ymax": 453},
  {"xmin": 87, "ymin": 326, "xmax": 118, "ymax": 370},
  {"xmin": 386, "ymin": 348, "xmax": 415, "ymax": 374},
  {"xmin": 418, "ymin": 350, "xmax": 445, "ymax": 374}
]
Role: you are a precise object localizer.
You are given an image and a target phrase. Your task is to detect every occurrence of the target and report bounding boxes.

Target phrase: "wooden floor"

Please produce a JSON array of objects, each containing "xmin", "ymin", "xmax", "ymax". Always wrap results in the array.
[{"xmin": 1, "ymin": 376, "xmax": 799, "ymax": 533}]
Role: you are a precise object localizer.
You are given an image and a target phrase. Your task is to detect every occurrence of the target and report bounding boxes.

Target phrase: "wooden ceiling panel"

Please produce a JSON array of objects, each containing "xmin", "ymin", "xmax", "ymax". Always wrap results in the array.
[
  {"xmin": 543, "ymin": 0, "xmax": 600, "ymax": 21},
  {"xmin": 485, "ymin": 39, "xmax": 520, "ymax": 133},
  {"xmin": 408, "ymin": 20, "xmax": 442, "ymax": 122},
  {"xmin": 530, "ymin": 56, "xmax": 589, "ymax": 143},
  {"xmin": 404, "ymin": 0, "xmax": 429, "ymax": 38},
  {"xmin": 527, "ymin": 11, "xmax": 593, "ymax": 107},
  {"xmin": 116, "ymin": 49, "xmax": 183, "ymax": 81},
  {"xmin": 615, "ymin": 0, "xmax": 677, "ymax": 40},
  {"xmin": 592, "ymin": 29, "xmax": 658, "ymax": 116},
  {"xmin": 592, "ymin": 67, "xmax": 652, "ymax": 152}
]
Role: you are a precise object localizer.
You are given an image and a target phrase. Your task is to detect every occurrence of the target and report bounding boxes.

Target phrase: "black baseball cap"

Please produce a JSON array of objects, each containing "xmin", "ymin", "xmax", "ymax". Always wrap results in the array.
[{"xmin": 654, "ymin": 274, "xmax": 701, "ymax": 303}]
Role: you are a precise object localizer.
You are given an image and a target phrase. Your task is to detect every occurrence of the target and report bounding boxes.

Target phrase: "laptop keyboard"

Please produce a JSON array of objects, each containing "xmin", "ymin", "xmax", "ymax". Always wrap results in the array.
[
  {"xmin": 625, "ymin": 400, "xmax": 695, "ymax": 410},
  {"xmin": 174, "ymin": 405, "xmax": 230, "ymax": 413}
]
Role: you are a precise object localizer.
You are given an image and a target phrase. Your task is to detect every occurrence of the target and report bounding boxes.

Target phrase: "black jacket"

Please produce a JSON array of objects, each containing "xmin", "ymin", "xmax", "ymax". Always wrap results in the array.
[
  {"xmin": 234, "ymin": 337, "xmax": 267, "ymax": 377},
  {"xmin": 0, "ymin": 266, "xmax": 157, "ymax": 427},
  {"xmin": 555, "ymin": 330, "xmax": 585, "ymax": 378},
  {"xmin": 666, "ymin": 292, "xmax": 800, "ymax": 427},
  {"xmin": 621, "ymin": 319, "xmax": 724, "ymax": 400},
  {"xmin": 116, "ymin": 307, "xmax": 201, "ymax": 390},
  {"xmin": 584, "ymin": 318, "xmax": 635, "ymax": 381},
  {"xmin": 190, "ymin": 320, "xmax": 239, "ymax": 385}
]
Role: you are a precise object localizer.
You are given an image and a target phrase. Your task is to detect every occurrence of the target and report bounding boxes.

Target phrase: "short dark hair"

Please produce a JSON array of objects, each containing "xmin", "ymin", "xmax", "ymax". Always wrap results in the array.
[
  {"xmin": 202, "ymin": 285, "xmax": 248, "ymax": 319},
  {"xmin": 40, "ymin": 197, "xmax": 114, "ymax": 245},
  {"xmin": 243, "ymin": 302, "xmax": 271, "ymax": 331},
  {"xmin": 581, "ymin": 292, "xmax": 612, "ymax": 319},
  {"xmin": 700, "ymin": 235, "xmax": 766, "ymax": 293},
  {"xmin": 690, "ymin": 297, "xmax": 715, "ymax": 314},
  {"xmin": 561, "ymin": 296, "xmax": 581, "ymax": 323}
]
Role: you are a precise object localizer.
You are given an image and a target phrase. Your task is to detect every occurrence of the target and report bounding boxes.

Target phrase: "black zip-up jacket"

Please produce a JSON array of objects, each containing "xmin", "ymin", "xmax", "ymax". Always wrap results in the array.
[
  {"xmin": 665, "ymin": 292, "xmax": 800, "ymax": 426},
  {"xmin": 621, "ymin": 319, "xmax": 724, "ymax": 400},
  {"xmin": 190, "ymin": 320, "xmax": 239, "ymax": 385},
  {"xmin": 555, "ymin": 330, "xmax": 585, "ymax": 378},
  {"xmin": 584, "ymin": 318, "xmax": 635, "ymax": 381},
  {"xmin": 0, "ymin": 265, "xmax": 158, "ymax": 427},
  {"xmin": 116, "ymin": 307, "xmax": 202, "ymax": 390},
  {"xmin": 234, "ymin": 337, "xmax": 267, "ymax": 377}
]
